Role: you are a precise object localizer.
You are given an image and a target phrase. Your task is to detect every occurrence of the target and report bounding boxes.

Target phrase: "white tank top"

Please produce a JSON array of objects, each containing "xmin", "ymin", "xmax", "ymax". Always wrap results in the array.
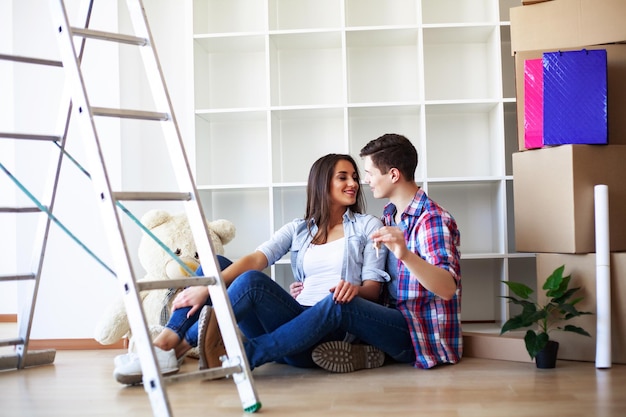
[{"xmin": 297, "ymin": 237, "xmax": 344, "ymax": 306}]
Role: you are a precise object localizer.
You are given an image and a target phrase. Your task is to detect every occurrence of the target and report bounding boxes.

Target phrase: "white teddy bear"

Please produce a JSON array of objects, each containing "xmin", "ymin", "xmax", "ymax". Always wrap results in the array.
[{"xmin": 94, "ymin": 209, "xmax": 235, "ymax": 354}]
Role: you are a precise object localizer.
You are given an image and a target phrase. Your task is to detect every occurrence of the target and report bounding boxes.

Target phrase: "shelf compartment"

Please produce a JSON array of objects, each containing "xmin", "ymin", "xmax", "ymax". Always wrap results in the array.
[
  {"xmin": 459, "ymin": 258, "xmax": 502, "ymax": 322},
  {"xmin": 347, "ymin": 105, "xmax": 425, "ymax": 181},
  {"xmin": 503, "ymin": 101, "xmax": 517, "ymax": 177},
  {"xmin": 504, "ymin": 256, "xmax": 537, "ymax": 322},
  {"xmin": 346, "ymin": 28, "xmax": 421, "ymax": 104},
  {"xmin": 193, "ymin": 35, "xmax": 267, "ymax": 110},
  {"xmin": 500, "ymin": 25, "xmax": 515, "ymax": 98},
  {"xmin": 193, "ymin": 0, "xmax": 267, "ymax": 34},
  {"xmin": 427, "ymin": 180, "xmax": 505, "ymax": 255},
  {"xmin": 269, "ymin": 0, "xmax": 342, "ymax": 31},
  {"xmin": 270, "ymin": 108, "xmax": 346, "ymax": 183},
  {"xmin": 505, "ymin": 179, "xmax": 516, "ymax": 253},
  {"xmin": 194, "ymin": 111, "xmax": 269, "ymax": 186},
  {"xmin": 422, "ymin": 0, "xmax": 499, "ymax": 25},
  {"xmin": 499, "ymin": 0, "xmax": 523, "ymax": 23},
  {"xmin": 199, "ymin": 188, "xmax": 270, "ymax": 259},
  {"xmin": 269, "ymin": 31, "xmax": 343, "ymax": 107},
  {"xmin": 273, "ymin": 263, "xmax": 295, "ymax": 292},
  {"xmin": 344, "ymin": 0, "xmax": 418, "ymax": 28},
  {"xmin": 424, "ymin": 102, "xmax": 504, "ymax": 178},
  {"xmin": 362, "ymin": 186, "xmax": 390, "ymax": 218},
  {"xmin": 272, "ymin": 185, "xmax": 306, "ymax": 230},
  {"xmin": 423, "ymin": 25, "xmax": 501, "ymax": 101}
]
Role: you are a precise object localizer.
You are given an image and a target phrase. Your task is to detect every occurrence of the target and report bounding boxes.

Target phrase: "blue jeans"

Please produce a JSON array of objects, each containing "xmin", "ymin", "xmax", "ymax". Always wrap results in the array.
[
  {"xmin": 164, "ymin": 255, "xmax": 233, "ymax": 347},
  {"xmin": 166, "ymin": 256, "xmax": 344, "ymax": 368},
  {"xmin": 166, "ymin": 256, "xmax": 415, "ymax": 369},
  {"xmin": 228, "ymin": 270, "xmax": 345, "ymax": 368},
  {"xmin": 243, "ymin": 289, "xmax": 416, "ymax": 369}
]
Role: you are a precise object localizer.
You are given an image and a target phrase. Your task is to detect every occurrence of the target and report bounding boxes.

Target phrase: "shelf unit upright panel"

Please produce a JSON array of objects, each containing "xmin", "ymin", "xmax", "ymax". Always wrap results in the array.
[{"xmin": 189, "ymin": 0, "xmax": 527, "ymax": 321}]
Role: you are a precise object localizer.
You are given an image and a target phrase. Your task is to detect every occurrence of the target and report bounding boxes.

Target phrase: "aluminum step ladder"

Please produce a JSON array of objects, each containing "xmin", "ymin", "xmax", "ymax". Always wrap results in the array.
[
  {"xmin": 0, "ymin": 51, "xmax": 68, "ymax": 372},
  {"xmin": 8, "ymin": 0, "xmax": 261, "ymax": 415},
  {"xmin": 0, "ymin": 2, "xmax": 115, "ymax": 372}
]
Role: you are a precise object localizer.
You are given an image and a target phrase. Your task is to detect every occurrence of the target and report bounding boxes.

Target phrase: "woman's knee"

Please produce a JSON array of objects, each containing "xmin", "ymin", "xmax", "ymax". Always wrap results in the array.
[{"xmin": 228, "ymin": 269, "xmax": 272, "ymax": 293}]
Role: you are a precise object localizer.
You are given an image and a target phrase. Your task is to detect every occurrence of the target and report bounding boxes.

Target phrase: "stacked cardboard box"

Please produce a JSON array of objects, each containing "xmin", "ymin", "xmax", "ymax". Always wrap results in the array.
[{"xmin": 510, "ymin": 0, "xmax": 626, "ymax": 364}]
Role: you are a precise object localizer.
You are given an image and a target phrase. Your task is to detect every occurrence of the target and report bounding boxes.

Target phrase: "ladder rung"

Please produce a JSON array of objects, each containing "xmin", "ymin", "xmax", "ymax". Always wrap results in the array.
[
  {"xmin": 0, "ymin": 273, "xmax": 36, "ymax": 282},
  {"xmin": 0, "ymin": 132, "xmax": 61, "ymax": 141},
  {"xmin": 113, "ymin": 192, "xmax": 192, "ymax": 201},
  {"xmin": 91, "ymin": 107, "xmax": 169, "ymax": 121},
  {"xmin": 0, "ymin": 207, "xmax": 42, "ymax": 213},
  {"xmin": 0, "ymin": 338, "xmax": 23, "ymax": 348},
  {"xmin": 137, "ymin": 277, "xmax": 217, "ymax": 291},
  {"xmin": 165, "ymin": 364, "xmax": 242, "ymax": 384},
  {"xmin": 70, "ymin": 28, "xmax": 147, "ymax": 46},
  {"xmin": 0, "ymin": 53, "xmax": 63, "ymax": 67}
]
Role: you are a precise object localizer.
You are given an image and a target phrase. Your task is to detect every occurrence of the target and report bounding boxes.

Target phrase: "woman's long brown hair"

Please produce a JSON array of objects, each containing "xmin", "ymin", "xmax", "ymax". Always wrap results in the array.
[{"xmin": 304, "ymin": 154, "xmax": 365, "ymax": 244}]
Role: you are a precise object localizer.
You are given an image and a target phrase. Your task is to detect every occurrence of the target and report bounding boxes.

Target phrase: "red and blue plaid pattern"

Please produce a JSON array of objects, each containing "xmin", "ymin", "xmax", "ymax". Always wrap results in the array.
[{"xmin": 382, "ymin": 188, "xmax": 462, "ymax": 369}]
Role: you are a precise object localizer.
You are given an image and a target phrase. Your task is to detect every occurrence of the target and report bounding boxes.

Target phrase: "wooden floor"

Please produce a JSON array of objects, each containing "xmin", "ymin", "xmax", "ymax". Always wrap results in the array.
[{"xmin": 1, "ymin": 329, "xmax": 626, "ymax": 416}]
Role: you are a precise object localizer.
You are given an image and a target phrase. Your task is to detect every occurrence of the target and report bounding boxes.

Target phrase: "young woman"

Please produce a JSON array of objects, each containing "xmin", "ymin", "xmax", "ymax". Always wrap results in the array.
[{"xmin": 113, "ymin": 153, "xmax": 389, "ymax": 384}]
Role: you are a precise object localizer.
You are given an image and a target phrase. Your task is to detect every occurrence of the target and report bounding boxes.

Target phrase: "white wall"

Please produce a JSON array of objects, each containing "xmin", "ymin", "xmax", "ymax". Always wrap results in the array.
[
  {"xmin": 1, "ymin": 0, "xmax": 190, "ymax": 339},
  {"xmin": 0, "ymin": 1, "xmax": 18, "ymax": 315}
]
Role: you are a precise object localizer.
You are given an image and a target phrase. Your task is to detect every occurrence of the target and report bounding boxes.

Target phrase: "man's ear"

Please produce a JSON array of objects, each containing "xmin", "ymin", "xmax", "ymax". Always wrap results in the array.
[{"xmin": 389, "ymin": 167, "xmax": 401, "ymax": 183}]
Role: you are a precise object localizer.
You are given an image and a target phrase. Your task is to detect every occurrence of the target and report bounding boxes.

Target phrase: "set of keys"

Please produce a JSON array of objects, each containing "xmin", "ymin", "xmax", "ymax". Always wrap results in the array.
[{"xmin": 373, "ymin": 241, "xmax": 381, "ymax": 258}]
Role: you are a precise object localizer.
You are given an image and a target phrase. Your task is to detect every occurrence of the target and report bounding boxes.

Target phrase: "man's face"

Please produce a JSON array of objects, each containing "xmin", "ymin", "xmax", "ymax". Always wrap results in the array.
[{"xmin": 363, "ymin": 155, "xmax": 390, "ymax": 199}]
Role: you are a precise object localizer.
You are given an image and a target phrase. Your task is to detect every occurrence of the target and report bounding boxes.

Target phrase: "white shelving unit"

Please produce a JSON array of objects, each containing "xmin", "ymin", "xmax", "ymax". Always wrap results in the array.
[{"xmin": 188, "ymin": 0, "xmax": 535, "ymax": 324}]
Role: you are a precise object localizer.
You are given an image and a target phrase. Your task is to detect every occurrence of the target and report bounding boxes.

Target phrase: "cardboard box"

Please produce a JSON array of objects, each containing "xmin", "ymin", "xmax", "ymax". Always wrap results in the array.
[
  {"xmin": 536, "ymin": 253, "xmax": 626, "ymax": 364},
  {"xmin": 515, "ymin": 44, "xmax": 626, "ymax": 151},
  {"xmin": 510, "ymin": 0, "xmax": 626, "ymax": 54},
  {"xmin": 513, "ymin": 144, "xmax": 626, "ymax": 253},
  {"xmin": 522, "ymin": 0, "xmax": 553, "ymax": 5}
]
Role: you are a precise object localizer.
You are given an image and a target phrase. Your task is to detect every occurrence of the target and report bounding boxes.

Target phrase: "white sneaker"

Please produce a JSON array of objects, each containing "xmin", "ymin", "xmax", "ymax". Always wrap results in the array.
[
  {"xmin": 113, "ymin": 352, "xmax": 135, "ymax": 368},
  {"xmin": 113, "ymin": 347, "xmax": 179, "ymax": 385},
  {"xmin": 115, "ymin": 350, "xmax": 187, "ymax": 369}
]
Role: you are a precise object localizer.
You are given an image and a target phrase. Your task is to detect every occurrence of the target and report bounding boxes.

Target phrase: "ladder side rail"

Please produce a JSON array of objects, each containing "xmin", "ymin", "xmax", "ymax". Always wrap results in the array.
[
  {"xmin": 48, "ymin": 2, "xmax": 173, "ymax": 415},
  {"xmin": 14, "ymin": 0, "xmax": 96, "ymax": 368},
  {"xmin": 125, "ymin": 1, "xmax": 260, "ymax": 408}
]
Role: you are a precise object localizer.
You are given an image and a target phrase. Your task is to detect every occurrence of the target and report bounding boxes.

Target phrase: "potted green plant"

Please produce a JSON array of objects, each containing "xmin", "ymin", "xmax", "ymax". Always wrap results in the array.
[{"xmin": 500, "ymin": 264, "xmax": 592, "ymax": 368}]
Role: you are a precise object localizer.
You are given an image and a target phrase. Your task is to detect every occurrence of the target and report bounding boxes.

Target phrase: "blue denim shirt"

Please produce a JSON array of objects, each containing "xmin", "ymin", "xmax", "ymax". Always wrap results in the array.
[{"xmin": 256, "ymin": 209, "xmax": 389, "ymax": 285}]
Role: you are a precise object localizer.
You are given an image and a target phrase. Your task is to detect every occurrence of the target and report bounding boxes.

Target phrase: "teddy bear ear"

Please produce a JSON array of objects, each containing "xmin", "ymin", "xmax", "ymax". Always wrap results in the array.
[
  {"xmin": 141, "ymin": 209, "xmax": 171, "ymax": 230},
  {"xmin": 208, "ymin": 219, "xmax": 236, "ymax": 245}
]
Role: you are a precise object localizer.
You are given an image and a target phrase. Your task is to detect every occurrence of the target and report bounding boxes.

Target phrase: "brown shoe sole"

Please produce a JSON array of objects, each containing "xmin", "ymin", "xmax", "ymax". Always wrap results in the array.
[
  {"xmin": 198, "ymin": 306, "xmax": 227, "ymax": 370},
  {"xmin": 312, "ymin": 341, "xmax": 385, "ymax": 373}
]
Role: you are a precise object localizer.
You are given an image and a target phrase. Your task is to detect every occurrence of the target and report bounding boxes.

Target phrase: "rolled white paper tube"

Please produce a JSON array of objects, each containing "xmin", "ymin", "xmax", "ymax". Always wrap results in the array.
[{"xmin": 594, "ymin": 184, "xmax": 611, "ymax": 369}]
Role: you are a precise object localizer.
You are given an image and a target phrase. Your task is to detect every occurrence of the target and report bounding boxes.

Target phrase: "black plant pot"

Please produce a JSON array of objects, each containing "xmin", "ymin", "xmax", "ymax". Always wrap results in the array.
[{"xmin": 535, "ymin": 340, "xmax": 559, "ymax": 369}]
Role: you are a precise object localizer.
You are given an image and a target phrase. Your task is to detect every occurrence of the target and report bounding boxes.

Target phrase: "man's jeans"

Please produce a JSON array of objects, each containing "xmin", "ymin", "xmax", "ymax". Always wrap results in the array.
[{"xmin": 237, "ymin": 273, "xmax": 416, "ymax": 369}]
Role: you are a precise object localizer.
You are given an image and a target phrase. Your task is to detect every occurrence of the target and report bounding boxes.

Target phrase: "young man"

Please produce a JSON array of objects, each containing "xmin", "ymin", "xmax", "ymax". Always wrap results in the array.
[{"xmin": 198, "ymin": 134, "xmax": 462, "ymax": 372}]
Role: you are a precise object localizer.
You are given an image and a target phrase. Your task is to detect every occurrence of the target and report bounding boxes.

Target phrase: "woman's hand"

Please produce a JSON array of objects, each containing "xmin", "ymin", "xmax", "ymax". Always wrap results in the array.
[
  {"xmin": 330, "ymin": 280, "xmax": 359, "ymax": 304},
  {"xmin": 171, "ymin": 286, "xmax": 209, "ymax": 318},
  {"xmin": 289, "ymin": 281, "xmax": 304, "ymax": 299}
]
